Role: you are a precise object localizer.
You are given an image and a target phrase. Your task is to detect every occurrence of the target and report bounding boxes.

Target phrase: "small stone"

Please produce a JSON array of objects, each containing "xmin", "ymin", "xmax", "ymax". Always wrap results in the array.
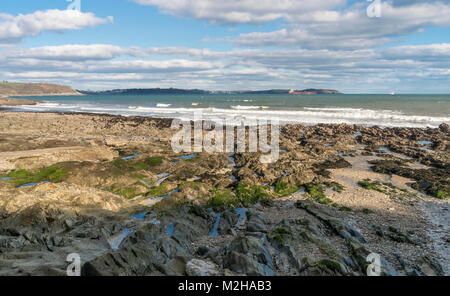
[
  {"xmin": 186, "ymin": 259, "xmax": 221, "ymax": 276},
  {"xmin": 197, "ymin": 246, "xmax": 209, "ymax": 256}
]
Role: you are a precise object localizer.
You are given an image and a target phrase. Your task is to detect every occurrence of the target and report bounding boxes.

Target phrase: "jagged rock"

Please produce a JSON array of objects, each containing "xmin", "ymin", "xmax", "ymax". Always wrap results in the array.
[
  {"xmin": 301, "ymin": 258, "xmax": 350, "ymax": 276},
  {"xmin": 268, "ymin": 221, "xmax": 293, "ymax": 248},
  {"xmin": 246, "ymin": 212, "xmax": 268, "ymax": 233},
  {"xmin": 218, "ymin": 211, "xmax": 239, "ymax": 235},
  {"xmin": 186, "ymin": 259, "xmax": 221, "ymax": 276},
  {"xmin": 296, "ymin": 200, "xmax": 366, "ymax": 243},
  {"xmin": 372, "ymin": 225, "xmax": 415, "ymax": 244},
  {"xmin": 439, "ymin": 123, "xmax": 449, "ymax": 133},
  {"xmin": 347, "ymin": 240, "xmax": 398, "ymax": 276},
  {"xmin": 223, "ymin": 236, "xmax": 275, "ymax": 276},
  {"xmin": 418, "ymin": 255, "xmax": 445, "ymax": 276}
]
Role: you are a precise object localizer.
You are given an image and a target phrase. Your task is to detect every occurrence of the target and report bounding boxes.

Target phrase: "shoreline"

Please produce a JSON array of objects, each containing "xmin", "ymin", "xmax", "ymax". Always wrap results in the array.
[
  {"xmin": 0, "ymin": 97, "xmax": 43, "ymax": 106},
  {"xmin": 0, "ymin": 111, "xmax": 448, "ymax": 276},
  {"xmin": 0, "ymin": 92, "xmax": 83, "ymax": 106},
  {"xmin": 1, "ymin": 93, "xmax": 448, "ymax": 129},
  {"xmin": 1, "ymin": 109, "xmax": 448, "ymax": 130}
]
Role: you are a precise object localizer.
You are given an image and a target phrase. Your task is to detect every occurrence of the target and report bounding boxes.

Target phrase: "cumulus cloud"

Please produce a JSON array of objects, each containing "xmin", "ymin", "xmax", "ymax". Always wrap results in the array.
[
  {"xmin": 132, "ymin": 0, "xmax": 345, "ymax": 24},
  {"xmin": 234, "ymin": 1, "xmax": 450, "ymax": 49},
  {"xmin": 1, "ymin": 43, "xmax": 449, "ymax": 92},
  {"xmin": 6, "ymin": 44, "xmax": 148, "ymax": 61},
  {"xmin": 382, "ymin": 43, "xmax": 450, "ymax": 62},
  {"xmin": 131, "ymin": 0, "xmax": 450, "ymax": 50},
  {"xmin": 0, "ymin": 9, "xmax": 112, "ymax": 44}
]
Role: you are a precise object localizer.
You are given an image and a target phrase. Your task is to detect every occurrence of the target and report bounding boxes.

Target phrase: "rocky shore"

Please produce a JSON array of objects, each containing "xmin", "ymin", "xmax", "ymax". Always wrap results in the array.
[{"xmin": 0, "ymin": 112, "xmax": 448, "ymax": 276}]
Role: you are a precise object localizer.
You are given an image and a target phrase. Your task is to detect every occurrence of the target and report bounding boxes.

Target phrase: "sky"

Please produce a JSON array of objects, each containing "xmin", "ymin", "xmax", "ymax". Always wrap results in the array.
[{"xmin": 0, "ymin": 0, "xmax": 450, "ymax": 93}]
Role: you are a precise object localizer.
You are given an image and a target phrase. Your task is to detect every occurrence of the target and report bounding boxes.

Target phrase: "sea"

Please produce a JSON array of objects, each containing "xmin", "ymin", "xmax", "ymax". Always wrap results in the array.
[{"xmin": 5, "ymin": 94, "xmax": 450, "ymax": 128}]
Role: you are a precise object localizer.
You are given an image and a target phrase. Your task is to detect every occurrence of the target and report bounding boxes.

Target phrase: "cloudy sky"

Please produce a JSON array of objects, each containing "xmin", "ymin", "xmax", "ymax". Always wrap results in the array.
[{"xmin": 1, "ymin": 0, "xmax": 449, "ymax": 93}]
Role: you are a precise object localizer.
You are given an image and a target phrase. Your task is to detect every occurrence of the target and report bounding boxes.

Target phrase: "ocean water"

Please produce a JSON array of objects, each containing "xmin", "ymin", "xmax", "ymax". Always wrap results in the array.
[{"xmin": 6, "ymin": 94, "xmax": 450, "ymax": 128}]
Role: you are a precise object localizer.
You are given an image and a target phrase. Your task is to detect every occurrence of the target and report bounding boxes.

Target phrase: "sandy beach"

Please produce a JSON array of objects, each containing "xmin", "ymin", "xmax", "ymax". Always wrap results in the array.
[{"xmin": 0, "ymin": 111, "xmax": 448, "ymax": 276}]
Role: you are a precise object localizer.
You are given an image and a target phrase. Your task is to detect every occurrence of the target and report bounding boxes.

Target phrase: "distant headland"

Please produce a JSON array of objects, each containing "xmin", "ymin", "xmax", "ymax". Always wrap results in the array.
[
  {"xmin": 79, "ymin": 88, "xmax": 342, "ymax": 95},
  {"xmin": 0, "ymin": 81, "xmax": 342, "ymax": 98},
  {"xmin": 0, "ymin": 82, "xmax": 80, "ymax": 97}
]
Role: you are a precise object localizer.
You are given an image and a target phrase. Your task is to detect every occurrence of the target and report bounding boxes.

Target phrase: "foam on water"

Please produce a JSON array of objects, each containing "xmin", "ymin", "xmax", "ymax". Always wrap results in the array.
[
  {"xmin": 231, "ymin": 105, "xmax": 269, "ymax": 110},
  {"xmin": 7, "ymin": 94, "xmax": 450, "ymax": 128}
]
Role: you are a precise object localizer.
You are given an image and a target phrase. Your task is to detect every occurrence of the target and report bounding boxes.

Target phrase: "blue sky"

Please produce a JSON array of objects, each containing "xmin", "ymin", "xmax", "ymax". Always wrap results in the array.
[{"xmin": 1, "ymin": 0, "xmax": 450, "ymax": 93}]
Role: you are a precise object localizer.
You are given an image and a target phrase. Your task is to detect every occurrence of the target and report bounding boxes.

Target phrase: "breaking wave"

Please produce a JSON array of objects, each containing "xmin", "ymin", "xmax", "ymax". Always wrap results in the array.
[{"xmin": 5, "ymin": 102, "xmax": 449, "ymax": 128}]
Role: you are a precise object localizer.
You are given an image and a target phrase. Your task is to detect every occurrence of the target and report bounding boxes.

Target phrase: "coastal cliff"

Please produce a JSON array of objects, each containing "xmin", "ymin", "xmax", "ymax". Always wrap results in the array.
[
  {"xmin": 0, "ymin": 82, "xmax": 80, "ymax": 106},
  {"xmin": 0, "ymin": 82, "xmax": 80, "ymax": 97}
]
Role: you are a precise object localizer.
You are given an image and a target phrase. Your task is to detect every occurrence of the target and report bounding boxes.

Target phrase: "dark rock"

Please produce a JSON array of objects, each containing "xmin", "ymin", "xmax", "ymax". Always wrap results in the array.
[
  {"xmin": 197, "ymin": 246, "xmax": 209, "ymax": 256},
  {"xmin": 418, "ymin": 255, "xmax": 445, "ymax": 276},
  {"xmin": 223, "ymin": 236, "xmax": 274, "ymax": 276},
  {"xmin": 296, "ymin": 200, "xmax": 366, "ymax": 243},
  {"xmin": 439, "ymin": 123, "xmax": 449, "ymax": 133},
  {"xmin": 218, "ymin": 211, "xmax": 239, "ymax": 235},
  {"xmin": 301, "ymin": 258, "xmax": 350, "ymax": 276},
  {"xmin": 247, "ymin": 222, "xmax": 268, "ymax": 233},
  {"xmin": 348, "ymin": 240, "xmax": 398, "ymax": 276}
]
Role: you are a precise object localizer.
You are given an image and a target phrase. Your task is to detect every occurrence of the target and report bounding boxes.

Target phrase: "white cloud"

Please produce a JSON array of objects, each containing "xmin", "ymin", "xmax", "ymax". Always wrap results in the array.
[
  {"xmin": 234, "ymin": 2, "xmax": 450, "ymax": 49},
  {"xmin": 1, "ymin": 43, "xmax": 450, "ymax": 92},
  {"xmin": 133, "ymin": 0, "xmax": 345, "ymax": 24},
  {"xmin": 131, "ymin": 1, "xmax": 450, "ymax": 50},
  {"xmin": 0, "ymin": 9, "xmax": 112, "ymax": 44},
  {"xmin": 6, "ymin": 44, "xmax": 148, "ymax": 61},
  {"xmin": 382, "ymin": 43, "xmax": 450, "ymax": 61},
  {"xmin": 234, "ymin": 28, "xmax": 394, "ymax": 50}
]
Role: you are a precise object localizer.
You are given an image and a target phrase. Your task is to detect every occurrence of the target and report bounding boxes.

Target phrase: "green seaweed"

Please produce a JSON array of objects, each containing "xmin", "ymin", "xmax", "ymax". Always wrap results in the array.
[
  {"xmin": 362, "ymin": 208, "xmax": 374, "ymax": 215},
  {"xmin": 6, "ymin": 165, "xmax": 67, "ymax": 186},
  {"xmin": 317, "ymin": 259, "xmax": 343, "ymax": 273},
  {"xmin": 112, "ymin": 159, "xmax": 149, "ymax": 171},
  {"xmin": 235, "ymin": 183, "xmax": 271, "ymax": 203},
  {"xmin": 324, "ymin": 181, "xmax": 345, "ymax": 193},
  {"xmin": 305, "ymin": 183, "xmax": 326, "ymax": 199},
  {"xmin": 130, "ymin": 173, "xmax": 147, "ymax": 180},
  {"xmin": 339, "ymin": 206, "xmax": 352, "ymax": 212},
  {"xmin": 358, "ymin": 179, "xmax": 386, "ymax": 193},
  {"xmin": 268, "ymin": 226, "xmax": 293, "ymax": 245},
  {"xmin": 145, "ymin": 157, "xmax": 164, "ymax": 166},
  {"xmin": 114, "ymin": 187, "xmax": 139, "ymax": 199},
  {"xmin": 146, "ymin": 183, "xmax": 171, "ymax": 197},
  {"xmin": 207, "ymin": 183, "xmax": 275, "ymax": 210},
  {"xmin": 434, "ymin": 189, "xmax": 449, "ymax": 200},
  {"xmin": 274, "ymin": 182, "xmax": 300, "ymax": 197},
  {"xmin": 206, "ymin": 189, "xmax": 240, "ymax": 210}
]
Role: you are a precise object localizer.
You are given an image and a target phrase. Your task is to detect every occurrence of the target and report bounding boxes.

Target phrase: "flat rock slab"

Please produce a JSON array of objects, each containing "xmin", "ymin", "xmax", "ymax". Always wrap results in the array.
[{"xmin": 0, "ymin": 146, "xmax": 118, "ymax": 170}]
